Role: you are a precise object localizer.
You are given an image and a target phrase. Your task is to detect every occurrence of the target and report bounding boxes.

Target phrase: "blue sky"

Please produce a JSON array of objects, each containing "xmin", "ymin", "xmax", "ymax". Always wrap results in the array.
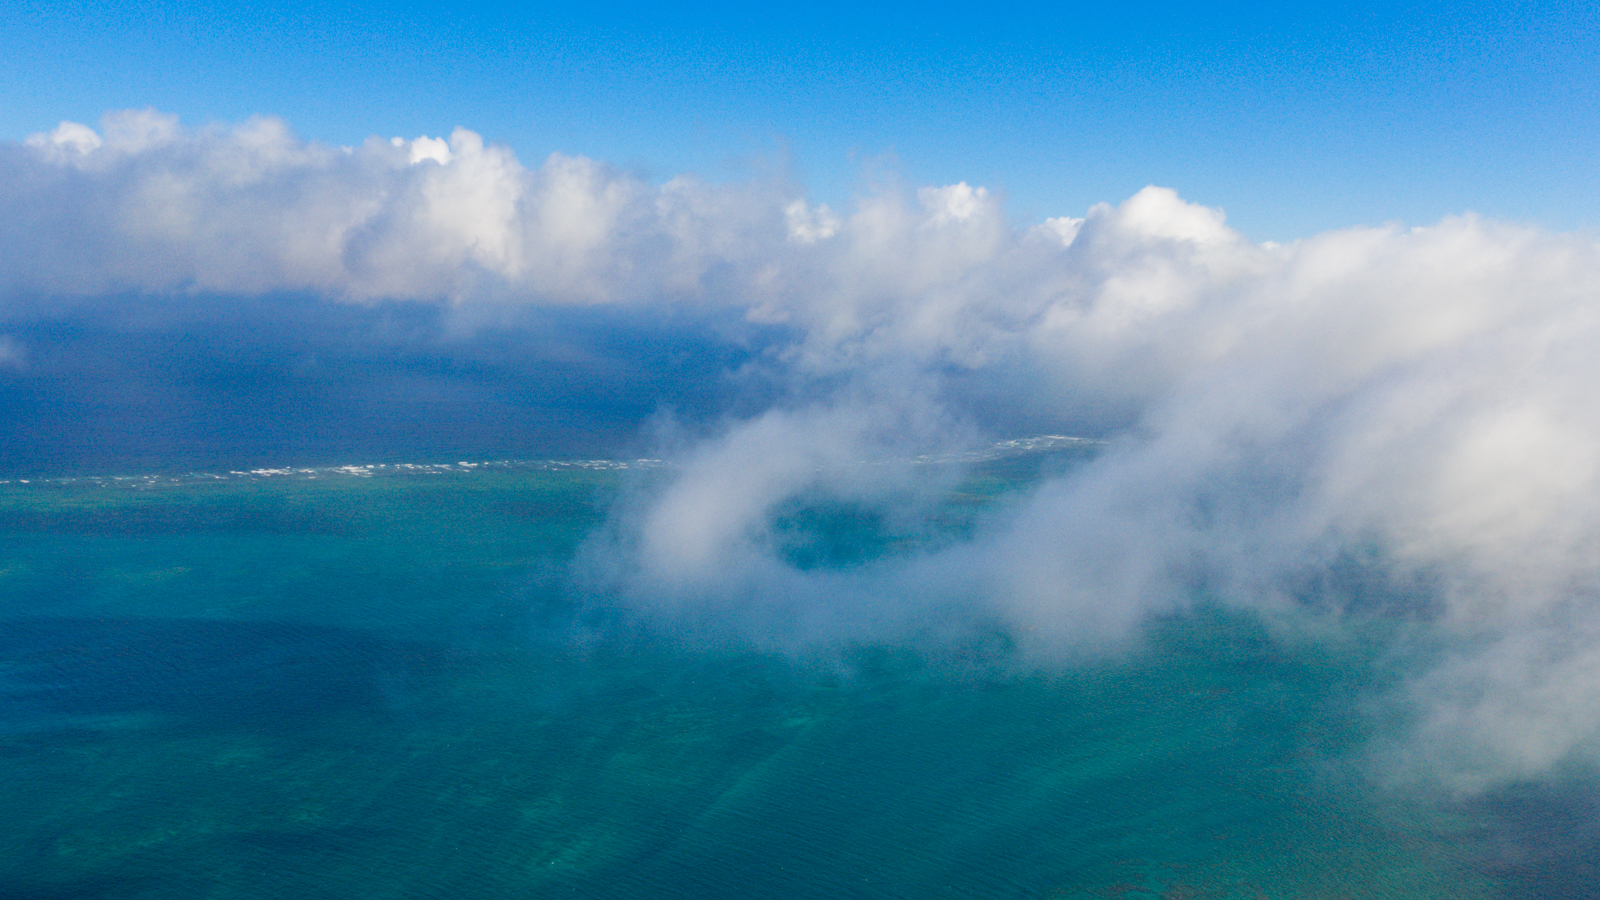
[{"xmin": 5, "ymin": 0, "xmax": 1596, "ymax": 239}]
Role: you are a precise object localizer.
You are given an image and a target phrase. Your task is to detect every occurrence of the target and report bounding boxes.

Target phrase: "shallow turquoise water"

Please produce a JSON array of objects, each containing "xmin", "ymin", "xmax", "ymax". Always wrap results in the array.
[{"xmin": 0, "ymin": 463, "xmax": 1572, "ymax": 898}]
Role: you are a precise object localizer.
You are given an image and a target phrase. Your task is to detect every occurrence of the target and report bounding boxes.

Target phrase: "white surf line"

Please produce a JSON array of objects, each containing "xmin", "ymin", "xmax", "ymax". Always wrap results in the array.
[{"xmin": 0, "ymin": 437, "xmax": 1102, "ymax": 489}]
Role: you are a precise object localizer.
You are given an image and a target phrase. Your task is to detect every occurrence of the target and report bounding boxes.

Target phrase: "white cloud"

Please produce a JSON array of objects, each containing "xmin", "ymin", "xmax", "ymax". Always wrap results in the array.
[
  {"xmin": 10, "ymin": 110, "xmax": 1600, "ymax": 791},
  {"xmin": 24, "ymin": 121, "xmax": 102, "ymax": 159}
]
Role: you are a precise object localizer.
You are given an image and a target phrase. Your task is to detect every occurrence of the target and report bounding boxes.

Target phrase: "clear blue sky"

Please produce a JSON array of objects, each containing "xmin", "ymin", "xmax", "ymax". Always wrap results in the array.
[{"xmin": 4, "ymin": 0, "xmax": 1596, "ymax": 239}]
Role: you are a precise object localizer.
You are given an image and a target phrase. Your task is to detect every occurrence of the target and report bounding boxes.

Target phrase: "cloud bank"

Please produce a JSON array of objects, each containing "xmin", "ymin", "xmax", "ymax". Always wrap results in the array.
[{"xmin": 9, "ymin": 110, "xmax": 1600, "ymax": 791}]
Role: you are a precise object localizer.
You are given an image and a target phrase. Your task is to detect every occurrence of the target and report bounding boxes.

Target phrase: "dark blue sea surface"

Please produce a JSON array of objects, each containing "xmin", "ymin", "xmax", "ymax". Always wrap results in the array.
[{"xmin": 0, "ymin": 460, "xmax": 1580, "ymax": 898}]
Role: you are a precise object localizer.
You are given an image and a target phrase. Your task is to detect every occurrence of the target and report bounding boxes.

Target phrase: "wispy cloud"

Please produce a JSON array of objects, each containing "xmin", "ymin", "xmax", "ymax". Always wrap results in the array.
[{"xmin": 9, "ymin": 110, "xmax": 1600, "ymax": 791}]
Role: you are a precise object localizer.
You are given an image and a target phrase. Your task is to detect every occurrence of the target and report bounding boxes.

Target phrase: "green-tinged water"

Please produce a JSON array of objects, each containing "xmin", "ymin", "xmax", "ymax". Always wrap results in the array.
[{"xmin": 0, "ymin": 463, "xmax": 1559, "ymax": 898}]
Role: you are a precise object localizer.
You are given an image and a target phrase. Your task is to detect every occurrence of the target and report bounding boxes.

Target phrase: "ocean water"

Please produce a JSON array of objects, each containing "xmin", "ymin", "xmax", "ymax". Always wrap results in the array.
[{"xmin": 0, "ymin": 456, "xmax": 1585, "ymax": 898}]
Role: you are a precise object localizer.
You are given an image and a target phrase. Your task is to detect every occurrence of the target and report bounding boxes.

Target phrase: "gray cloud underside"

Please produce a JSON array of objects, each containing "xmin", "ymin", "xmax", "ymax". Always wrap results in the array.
[{"xmin": 9, "ymin": 111, "xmax": 1600, "ymax": 791}]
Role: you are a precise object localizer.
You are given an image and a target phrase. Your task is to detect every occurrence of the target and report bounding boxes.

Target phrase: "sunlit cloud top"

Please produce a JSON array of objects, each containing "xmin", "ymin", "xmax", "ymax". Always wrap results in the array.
[{"xmin": 5, "ymin": 1, "xmax": 1598, "ymax": 239}]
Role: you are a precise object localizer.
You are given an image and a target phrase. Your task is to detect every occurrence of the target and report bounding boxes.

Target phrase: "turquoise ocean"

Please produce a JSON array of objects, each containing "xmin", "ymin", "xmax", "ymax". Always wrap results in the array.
[{"xmin": 0, "ymin": 451, "xmax": 1592, "ymax": 898}]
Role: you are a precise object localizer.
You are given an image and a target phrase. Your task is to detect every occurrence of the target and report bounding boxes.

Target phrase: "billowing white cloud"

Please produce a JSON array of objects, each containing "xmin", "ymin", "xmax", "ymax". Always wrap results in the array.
[
  {"xmin": 9, "ymin": 110, "xmax": 1600, "ymax": 792},
  {"xmin": 3, "ymin": 111, "xmax": 796, "ymax": 303}
]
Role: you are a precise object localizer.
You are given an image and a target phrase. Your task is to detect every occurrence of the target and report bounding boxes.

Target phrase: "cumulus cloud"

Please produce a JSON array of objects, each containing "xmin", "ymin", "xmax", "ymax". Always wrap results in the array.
[
  {"xmin": 1, "ymin": 110, "xmax": 796, "ymax": 304},
  {"xmin": 8, "ymin": 110, "xmax": 1600, "ymax": 791},
  {"xmin": 587, "ymin": 199, "xmax": 1600, "ymax": 793}
]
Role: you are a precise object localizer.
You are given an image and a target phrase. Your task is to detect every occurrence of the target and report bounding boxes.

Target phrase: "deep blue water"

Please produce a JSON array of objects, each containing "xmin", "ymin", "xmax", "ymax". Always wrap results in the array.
[{"xmin": 0, "ymin": 460, "xmax": 1587, "ymax": 898}]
